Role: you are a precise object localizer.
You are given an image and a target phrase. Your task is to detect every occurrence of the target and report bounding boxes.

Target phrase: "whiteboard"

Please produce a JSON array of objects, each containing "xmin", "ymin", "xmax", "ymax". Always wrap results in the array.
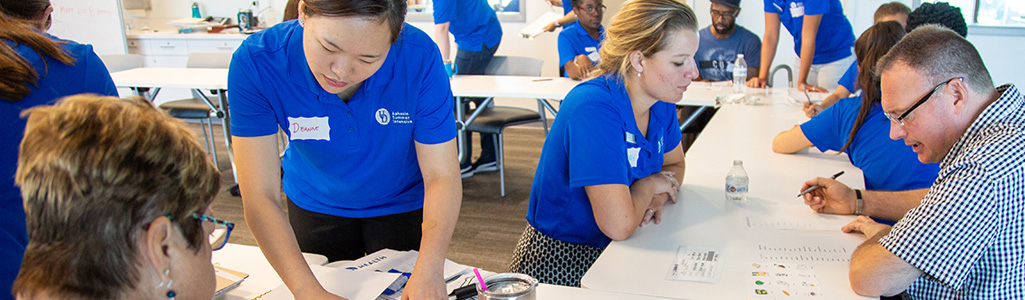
[{"xmin": 48, "ymin": 0, "xmax": 128, "ymax": 55}]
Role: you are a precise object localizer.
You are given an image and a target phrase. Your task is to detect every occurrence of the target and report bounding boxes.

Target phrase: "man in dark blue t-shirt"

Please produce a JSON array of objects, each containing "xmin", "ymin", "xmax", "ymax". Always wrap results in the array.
[{"xmin": 695, "ymin": 0, "xmax": 761, "ymax": 81}]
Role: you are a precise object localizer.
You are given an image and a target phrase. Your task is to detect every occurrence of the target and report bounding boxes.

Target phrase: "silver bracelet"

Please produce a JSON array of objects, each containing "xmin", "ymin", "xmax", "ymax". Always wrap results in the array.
[{"xmin": 854, "ymin": 189, "xmax": 863, "ymax": 215}]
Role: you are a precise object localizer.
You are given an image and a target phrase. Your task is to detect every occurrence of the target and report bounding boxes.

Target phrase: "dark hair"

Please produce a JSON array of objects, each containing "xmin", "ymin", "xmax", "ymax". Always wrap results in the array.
[
  {"xmin": 839, "ymin": 21, "xmax": 904, "ymax": 153},
  {"xmin": 876, "ymin": 24, "xmax": 992, "ymax": 98},
  {"xmin": 302, "ymin": 0, "xmax": 406, "ymax": 44},
  {"xmin": 874, "ymin": 1, "xmax": 910, "ymax": 22},
  {"xmin": 595, "ymin": 0, "xmax": 697, "ymax": 78},
  {"xmin": 0, "ymin": 3, "xmax": 75, "ymax": 102},
  {"xmin": 13, "ymin": 95, "xmax": 220, "ymax": 299},
  {"xmin": 284, "ymin": 0, "xmax": 300, "ymax": 21},
  {"xmin": 906, "ymin": 2, "xmax": 967, "ymax": 37},
  {"xmin": 0, "ymin": 0, "xmax": 49, "ymax": 20}
]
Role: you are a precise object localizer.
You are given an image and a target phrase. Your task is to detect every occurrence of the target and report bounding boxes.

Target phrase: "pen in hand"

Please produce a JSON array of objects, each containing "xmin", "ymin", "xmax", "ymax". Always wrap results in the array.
[
  {"xmin": 797, "ymin": 171, "xmax": 845, "ymax": 197},
  {"xmin": 803, "ymin": 89, "xmax": 812, "ymax": 104}
]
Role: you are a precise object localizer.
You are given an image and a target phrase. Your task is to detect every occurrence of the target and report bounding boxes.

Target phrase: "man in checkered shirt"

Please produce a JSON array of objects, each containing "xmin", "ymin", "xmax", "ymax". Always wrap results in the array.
[{"xmin": 813, "ymin": 24, "xmax": 1025, "ymax": 298}]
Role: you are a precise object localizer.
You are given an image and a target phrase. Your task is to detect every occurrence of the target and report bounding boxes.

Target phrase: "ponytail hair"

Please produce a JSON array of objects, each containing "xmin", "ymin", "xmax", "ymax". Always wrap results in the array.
[{"xmin": 838, "ymin": 21, "xmax": 904, "ymax": 153}]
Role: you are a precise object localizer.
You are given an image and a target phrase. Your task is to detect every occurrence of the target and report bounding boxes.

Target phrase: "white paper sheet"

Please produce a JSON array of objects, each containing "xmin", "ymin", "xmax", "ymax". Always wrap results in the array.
[
  {"xmin": 748, "ymin": 262, "xmax": 826, "ymax": 299},
  {"xmin": 666, "ymin": 246, "xmax": 724, "ymax": 283},
  {"xmin": 741, "ymin": 205, "xmax": 856, "ymax": 232},
  {"xmin": 257, "ymin": 267, "xmax": 400, "ymax": 300}
]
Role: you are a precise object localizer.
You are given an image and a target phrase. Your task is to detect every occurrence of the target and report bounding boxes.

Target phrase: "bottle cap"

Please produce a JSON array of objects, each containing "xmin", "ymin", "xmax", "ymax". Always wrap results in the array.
[{"xmin": 733, "ymin": 160, "xmax": 743, "ymax": 165}]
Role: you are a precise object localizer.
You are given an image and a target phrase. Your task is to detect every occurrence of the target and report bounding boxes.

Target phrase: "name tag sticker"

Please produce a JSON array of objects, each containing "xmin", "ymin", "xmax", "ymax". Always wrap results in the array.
[
  {"xmin": 288, "ymin": 116, "xmax": 330, "ymax": 141},
  {"xmin": 627, "ymin": 147, "xmax": 641, "ymax": 168}
]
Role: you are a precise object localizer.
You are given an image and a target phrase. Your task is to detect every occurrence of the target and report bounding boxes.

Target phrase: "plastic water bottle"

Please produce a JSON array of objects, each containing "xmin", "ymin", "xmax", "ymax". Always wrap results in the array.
[
  {"xmin": 191, "ymin": 2, "xmax": 201, "ymax": 18},
  {"xmin": 733, "ymin": 54, "xmax": 747, "ymax": 97},
  {"xmin": 725, "ymin": 160, "xmax": 749, "ymax": 203}
]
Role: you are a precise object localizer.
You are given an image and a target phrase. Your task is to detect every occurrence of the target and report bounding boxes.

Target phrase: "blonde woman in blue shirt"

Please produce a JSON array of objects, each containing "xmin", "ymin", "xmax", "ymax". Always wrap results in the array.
[{"xmin": 510, "ymin": 0, "xmax": 694, "ymax": 286}]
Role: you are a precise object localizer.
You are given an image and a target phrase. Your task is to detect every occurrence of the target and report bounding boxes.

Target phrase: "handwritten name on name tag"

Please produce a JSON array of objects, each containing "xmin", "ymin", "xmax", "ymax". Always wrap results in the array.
[{"xmin": 288, "ymin": 116, "xmax": 330, "ymax": 141}]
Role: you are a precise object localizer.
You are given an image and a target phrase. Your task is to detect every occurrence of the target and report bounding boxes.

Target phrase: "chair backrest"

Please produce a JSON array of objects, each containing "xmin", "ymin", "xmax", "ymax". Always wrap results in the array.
[
  {"xmin": 99, "ymin": 54, "xmax": 144, "ymax": 72},
  {"xmin": 483, "ymin": 56, "xmax": 544, "ymax": 76},
  {"xmin": 186, "ymin": 52, "xmax": 233, "ymax": 68}
]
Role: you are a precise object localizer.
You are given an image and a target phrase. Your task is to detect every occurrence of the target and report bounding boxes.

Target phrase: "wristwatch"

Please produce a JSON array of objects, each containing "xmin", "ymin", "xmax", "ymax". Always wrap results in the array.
[{"xmin": 854, "ymin": 189, "xmax": 864, "ymax": 215}]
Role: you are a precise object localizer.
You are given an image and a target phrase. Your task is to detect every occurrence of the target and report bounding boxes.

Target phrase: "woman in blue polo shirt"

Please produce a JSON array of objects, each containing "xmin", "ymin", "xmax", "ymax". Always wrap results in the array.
[
  {"xmin": 771, "ymin": 22, "xmax": 937, "ymax": 224},
  {"xmin": 558, "ymin": 0, "xmax": 605, "ymax": 79},
  {"xmin": 0, "ymin": 3, "xmax": 118, "ymax": 299},
  {"xmin": 509, "ymin": 0, "xmax": 693, "ymax": 286},
  {"xmin": 228, "ymin": 0, "xmax": 461, "ymax": 299},
  {"xmin": 747, "ymin": 0, "xmax": 856, "ymax": 92}
]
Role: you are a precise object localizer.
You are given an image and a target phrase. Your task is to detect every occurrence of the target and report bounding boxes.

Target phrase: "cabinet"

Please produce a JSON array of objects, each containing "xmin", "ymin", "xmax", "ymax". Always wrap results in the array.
[{"xmin": 126, "ymin": 33, "xmax": 246, "ymax": 104}]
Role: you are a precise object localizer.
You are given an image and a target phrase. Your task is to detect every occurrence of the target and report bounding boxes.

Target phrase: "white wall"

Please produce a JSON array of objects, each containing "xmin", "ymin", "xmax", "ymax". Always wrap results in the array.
[{"xmin": 132, "ymin": 0, "xmax": 1021, "ymax": 99}]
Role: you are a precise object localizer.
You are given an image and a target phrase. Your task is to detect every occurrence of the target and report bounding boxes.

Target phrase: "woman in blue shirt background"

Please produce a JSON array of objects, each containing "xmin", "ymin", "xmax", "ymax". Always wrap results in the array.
[
  {"xmin": 0, "ymin": 2, "xmax": 118, "ymax": 298},
  {"xmin": 772, "ymin": 21, "xmax": 938, "ymax": 223},
  {"xmin": 748, "ymin": 0, "xmax": 856, "ymax": 92},
  {"xmin": 228, "ymin": 0, "xmax": 461, "ymax": 299},
  {"xmin": 509, "ymin": 0, "xmax": 694, "ymax": 286},
  {"xmin": 557, "ymin": 0, "xmax": 605, "ymax": 79}
]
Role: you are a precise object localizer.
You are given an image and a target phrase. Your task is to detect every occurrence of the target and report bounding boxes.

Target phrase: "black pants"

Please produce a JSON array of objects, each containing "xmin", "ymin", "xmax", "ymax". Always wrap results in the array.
[{"xmin": 288, "ymin": 200, "xmax": 423, "ymax": 262}]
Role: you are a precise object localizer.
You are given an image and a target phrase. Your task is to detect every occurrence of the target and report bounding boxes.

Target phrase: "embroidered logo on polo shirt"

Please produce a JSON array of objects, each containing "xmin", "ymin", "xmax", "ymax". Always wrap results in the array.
[
  {"xmin": 288, "ymin": 116, "xmax": 330, "ymax": 141},
  {"xmin": 790, "ymin": 1, "xmax": 805, "ymax": 18},
  {"xmin": 376, "ymin": 108, "xmax": 391, "ymax": 125}
]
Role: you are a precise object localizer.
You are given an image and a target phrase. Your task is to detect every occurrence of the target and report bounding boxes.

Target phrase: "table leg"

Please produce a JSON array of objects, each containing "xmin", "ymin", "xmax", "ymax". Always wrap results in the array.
[{"xmin": 679, "ymin": 106, "xmax": 709, "ymax": 132}]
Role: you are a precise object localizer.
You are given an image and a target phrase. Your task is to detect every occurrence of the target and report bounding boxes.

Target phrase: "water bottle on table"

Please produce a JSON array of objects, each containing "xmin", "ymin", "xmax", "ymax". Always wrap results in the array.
[
  {"xmin": 732, "ymin": 54, "xmax": 747, "ymax": 104},
  {"xmin": 725, "ymin": 160, "xmax": 749, "ymax": 203}
]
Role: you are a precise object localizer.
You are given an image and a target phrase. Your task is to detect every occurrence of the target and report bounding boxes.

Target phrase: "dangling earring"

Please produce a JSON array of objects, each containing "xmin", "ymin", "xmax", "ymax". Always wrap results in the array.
[
  {"xmin": 637, "ymin": 68, "xmax": 642, "ymax": 77},
  {"xmin": 299, "ymin": 19, "xmax": 305, "ymax": 26},
  {"xmin": 154, "ymin": 269, "xmax": 176, "ymax": 300}
]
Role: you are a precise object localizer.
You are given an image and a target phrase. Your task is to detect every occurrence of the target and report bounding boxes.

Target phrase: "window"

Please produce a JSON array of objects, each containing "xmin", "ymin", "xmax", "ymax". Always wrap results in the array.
[
  {"xmin": 918, "ymin": 0, "xmax": 1025, "ymax": 27},
  {"xmin": 407, "ymin": 0, "xmax": 526, "ymax": 22}
]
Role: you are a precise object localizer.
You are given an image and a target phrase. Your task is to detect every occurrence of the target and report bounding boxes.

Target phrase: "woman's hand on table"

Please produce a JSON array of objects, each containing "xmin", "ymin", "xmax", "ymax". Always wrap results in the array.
[
  {"xmin": 801, "ymin": 177, "xmax": 856, "ymax": 215},
  {"xmin": 803, "ymin": 102, "xmax": 823, "ymax": 117},
  {"xmin": 640, "ymin": 171, "xmax": 680, "ymax": 226},
  {"xmin": 746, "ymin": 77, "xmax": 767, "ymax": 88},
  {"xmin": 401, "ymin": 271, "xmax": 447, "ymax": 300},
  {"xmin": 798, "ymin": 82, "xmax": 828, "ymax": 93}
]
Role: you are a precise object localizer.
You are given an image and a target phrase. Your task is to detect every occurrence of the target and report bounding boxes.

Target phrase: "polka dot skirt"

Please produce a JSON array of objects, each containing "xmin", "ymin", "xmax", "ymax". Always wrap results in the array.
[{"xmin": 508, "ymin": 225, "xmax": 605, "ymax": 287}]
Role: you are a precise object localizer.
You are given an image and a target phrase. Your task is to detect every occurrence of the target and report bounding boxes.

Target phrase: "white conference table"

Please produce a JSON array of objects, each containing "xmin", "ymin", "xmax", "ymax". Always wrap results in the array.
[
  {"xmin": 213, "ymin": 243, "xmax": 673, "ymax": 300},
  {"xmin": 109, "ymin": 67, "xmax": 237, "ymax": 181},
  {"xmin": 580, "ymin": 95, "xmax": 873, "ymax": 299}
]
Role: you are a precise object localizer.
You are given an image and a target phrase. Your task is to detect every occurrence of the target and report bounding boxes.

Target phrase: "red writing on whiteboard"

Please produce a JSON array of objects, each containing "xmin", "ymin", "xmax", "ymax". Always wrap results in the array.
[
  {"xmin": 55, "ymin": 5, "xmax": 113, "ymax": 17},
  {"xmin": 291, "ymin": 123, "xmax": 321, "ymax": 133}
]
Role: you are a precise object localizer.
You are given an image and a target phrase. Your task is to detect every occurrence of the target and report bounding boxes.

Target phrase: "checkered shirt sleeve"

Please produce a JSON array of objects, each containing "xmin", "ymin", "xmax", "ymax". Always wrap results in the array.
[{"xmin": 878, "ymin": 84, "xmax": 1025, "ymax": 299}]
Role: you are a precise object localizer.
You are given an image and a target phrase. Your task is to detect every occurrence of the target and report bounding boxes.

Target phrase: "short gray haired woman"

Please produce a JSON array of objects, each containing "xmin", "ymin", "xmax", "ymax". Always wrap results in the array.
[{"xmin": 13, "ymin": 95, "xmax": 226, "ymax": 300}]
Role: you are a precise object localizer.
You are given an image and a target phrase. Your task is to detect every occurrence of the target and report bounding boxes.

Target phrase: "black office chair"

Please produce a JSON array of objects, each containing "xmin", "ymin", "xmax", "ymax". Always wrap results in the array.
[
  {"xmin": 158, "ymin": 52, "xmax": 233, "ymax": 167},
  {"xmin": 465, "ymin": 56, "xmax": 548, "ymax": 197}
]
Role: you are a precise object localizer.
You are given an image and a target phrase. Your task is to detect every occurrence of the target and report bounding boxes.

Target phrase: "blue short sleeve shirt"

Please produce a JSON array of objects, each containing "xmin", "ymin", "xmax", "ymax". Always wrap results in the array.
[
  {"xmin": 557, "ymin": 21, "xmax": 604, "ymax": 77},
  {"xmin": 695, "ymin": 26, "xmax": 762, "ymax": 81},
  {"xmin": 800, "ymin": 96, "xmax": 938, "ymax": 191},
  {"xmin": 763, "ymin": 0, "xmax": 855, "ymax": 64},
  {"xmin": 837, "ymin": 61, "xmax": 858, "ymax": 92},
  {"xmin": 1, "ymin": 35, "xmax": 117, "ymax": 300},
  {"xmin": 526, "ymin": 75, "xmax": 682, "ymax": 248},
  {"xmin": 229, "ymin": 21, "xmax": 456, "ymax": 218},
  {"xmin": 433, "ymin": 0, "xmax": 503, "ymax": 50}
]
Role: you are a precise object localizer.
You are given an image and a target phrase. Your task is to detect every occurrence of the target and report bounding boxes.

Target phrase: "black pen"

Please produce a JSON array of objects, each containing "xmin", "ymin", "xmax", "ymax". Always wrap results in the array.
[{"xmin": 797, "ymin": 171, "xmax": 845, "ymax": 197}]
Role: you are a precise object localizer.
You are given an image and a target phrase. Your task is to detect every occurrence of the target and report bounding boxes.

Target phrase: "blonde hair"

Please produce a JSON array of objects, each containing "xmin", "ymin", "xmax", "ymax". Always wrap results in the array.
[
  {"xmin": 14, "ymin": 95, "xmax": 220, "ymax": 299},
  {"xmin": 594, "ymin": 0, "xmax": 697, "ymax": 78}
]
